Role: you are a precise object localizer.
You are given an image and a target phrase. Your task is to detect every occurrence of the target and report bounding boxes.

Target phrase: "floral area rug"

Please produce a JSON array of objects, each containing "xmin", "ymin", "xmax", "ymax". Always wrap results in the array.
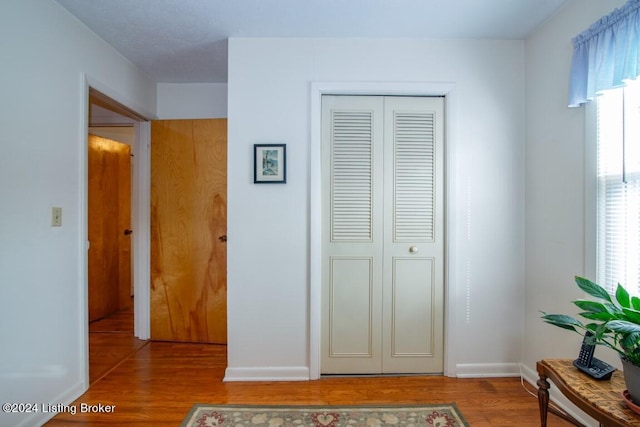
[{"xmin": 180, "ymin": 404, "xmax": 470, "ymax": 427}]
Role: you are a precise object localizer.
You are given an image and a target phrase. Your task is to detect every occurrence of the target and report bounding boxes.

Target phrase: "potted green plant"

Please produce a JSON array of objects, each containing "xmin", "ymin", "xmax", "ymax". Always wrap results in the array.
[{"xmin": 541, "ymin": 276, "xmax": 640, "ymax": 403}]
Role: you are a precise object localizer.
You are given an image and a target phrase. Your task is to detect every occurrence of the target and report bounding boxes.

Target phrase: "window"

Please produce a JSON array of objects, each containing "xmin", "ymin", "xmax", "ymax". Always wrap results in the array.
[{"xmin": 596, "ymin": 79, "xmax": 640, "ymax": 294}]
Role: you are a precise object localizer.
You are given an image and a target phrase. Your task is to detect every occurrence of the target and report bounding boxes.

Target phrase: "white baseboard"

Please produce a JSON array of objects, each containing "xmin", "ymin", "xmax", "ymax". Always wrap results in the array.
[
  {"xmin": 225, "ymin": 363, "xmax": 521, "ymax": 381},
  {"xmin": 224, "ymin": 366, "xmax": 310, "ymax": 382},
  {"xmin": 16, "ymin": 381, "xmax": 86, "ymax": 427},
  {"xmin": 455, "ymin": 362, "xmax": 521, "ymax": 378}
]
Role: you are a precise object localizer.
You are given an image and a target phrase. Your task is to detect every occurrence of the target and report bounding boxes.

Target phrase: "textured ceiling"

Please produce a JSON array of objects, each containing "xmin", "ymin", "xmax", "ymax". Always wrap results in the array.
[{"xmin": 55, "ymin": 0, "xmax": 568, "ymax": 83}]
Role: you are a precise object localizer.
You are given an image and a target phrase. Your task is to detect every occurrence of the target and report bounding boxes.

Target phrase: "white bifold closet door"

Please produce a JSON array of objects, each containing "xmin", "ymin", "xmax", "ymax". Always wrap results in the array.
[{"xmin": 321, "ymin": 95, "xmax": 444, "ymax": 374}]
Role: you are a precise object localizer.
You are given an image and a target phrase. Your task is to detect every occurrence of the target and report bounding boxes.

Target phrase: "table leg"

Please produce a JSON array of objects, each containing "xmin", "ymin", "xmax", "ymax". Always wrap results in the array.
[{"xmin": 537, "ymin": 373, "xmax": 550, "ymax": 427}]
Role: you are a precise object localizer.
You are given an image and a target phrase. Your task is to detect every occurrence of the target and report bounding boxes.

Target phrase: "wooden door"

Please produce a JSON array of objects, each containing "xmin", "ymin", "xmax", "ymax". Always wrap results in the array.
[
  {"xmin": 321, "ymin": 96, "xmax": 444, "ymax": 374},
  {"xmin": 150, "ymin": 119, "xmax": 227, "ymax": 343},
  {"xmin": 88, "ymin": 135, "xmax": 132, "ymax": 322}
]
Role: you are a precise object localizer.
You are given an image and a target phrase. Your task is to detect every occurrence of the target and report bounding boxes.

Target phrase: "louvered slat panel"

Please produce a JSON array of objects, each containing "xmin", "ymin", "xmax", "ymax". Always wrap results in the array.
[
  {"xmin": 332, "ymin": 111, "xmax": 373, "ymax": 241},
  {"xmin": 394, "ymin": 112, "xmax": 435, "ymax": 241}
]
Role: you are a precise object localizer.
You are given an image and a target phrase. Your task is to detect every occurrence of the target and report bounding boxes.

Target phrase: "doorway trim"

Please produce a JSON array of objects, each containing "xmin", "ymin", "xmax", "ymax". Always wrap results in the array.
[
  {"xmin": 309, "ymin": 81, "xmax": 459, "ymax": 380},
  {"xmin": 80, "ymin": 73, "xmax": 154, "ymax": 385}
]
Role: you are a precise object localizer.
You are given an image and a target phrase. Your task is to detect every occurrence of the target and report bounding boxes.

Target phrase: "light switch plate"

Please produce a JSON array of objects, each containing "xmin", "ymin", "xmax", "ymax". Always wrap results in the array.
[{"xmin": 52, "ymin": 207, "xmax": 62, "ymax": 227}]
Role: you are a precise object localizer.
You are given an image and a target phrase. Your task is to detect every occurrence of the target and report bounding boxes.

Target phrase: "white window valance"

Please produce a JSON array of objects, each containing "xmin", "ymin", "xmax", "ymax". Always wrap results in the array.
[{"xmin": 568, "ymin": 0, "xmax": 640, "ymax": 107}]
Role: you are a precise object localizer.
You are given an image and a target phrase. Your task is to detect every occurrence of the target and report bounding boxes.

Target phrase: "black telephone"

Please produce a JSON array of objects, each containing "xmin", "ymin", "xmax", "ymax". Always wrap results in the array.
[{"xmin": 572, "ymin": 331, "xmax": 616, "ymax": 380}]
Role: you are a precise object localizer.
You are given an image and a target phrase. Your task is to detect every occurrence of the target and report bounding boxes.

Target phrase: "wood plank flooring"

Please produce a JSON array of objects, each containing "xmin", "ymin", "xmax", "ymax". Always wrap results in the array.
[
  {"xmin": 88, "ymin": 305, "xmax": 147, "ymax": 385},
  {"xmin": 45, "ymin": 310, "xmax": 573, "ymax": 426}
]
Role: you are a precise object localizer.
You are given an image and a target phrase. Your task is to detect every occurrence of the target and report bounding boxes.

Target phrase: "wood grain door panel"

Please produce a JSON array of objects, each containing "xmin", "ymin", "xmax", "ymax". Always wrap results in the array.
[
  {"xmin": 150, "ymin": 119, "xmax": 227, "ymax": 344},
  {"xmin": 88, "ymin": 135, "xmax": 132, "ymax": 322}
]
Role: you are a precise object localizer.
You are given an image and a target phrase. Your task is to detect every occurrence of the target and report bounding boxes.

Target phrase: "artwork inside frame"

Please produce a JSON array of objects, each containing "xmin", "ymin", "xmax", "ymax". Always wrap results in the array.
[{"xmin": 254, "ymin": 144, "xmax": 286, "ymax": 183}]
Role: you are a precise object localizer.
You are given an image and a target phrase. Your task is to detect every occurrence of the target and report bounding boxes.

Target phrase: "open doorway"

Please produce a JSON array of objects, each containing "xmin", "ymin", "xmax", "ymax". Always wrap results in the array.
[{"xmin": 87, "ymin": 89, "xmax": 148, "ymax": 384}]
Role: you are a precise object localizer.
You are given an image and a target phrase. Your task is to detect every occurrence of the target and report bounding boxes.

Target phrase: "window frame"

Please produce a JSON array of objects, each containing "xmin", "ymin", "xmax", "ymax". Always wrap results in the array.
[
  {"xmin": 586, "ymin": 82, "xmax": 640, "ymax": 294},
  {"xmin": 585, "ymin": 100, "xmax": 598, "ymax": 283}
]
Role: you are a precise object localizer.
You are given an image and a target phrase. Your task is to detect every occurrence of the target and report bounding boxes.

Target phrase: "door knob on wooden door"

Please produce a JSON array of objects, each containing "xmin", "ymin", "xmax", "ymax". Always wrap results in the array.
[
  {"xmin": 218, "ymin": 235, "xmax": 227, "ymax": 242},
  {"xmin": 124, "ymin": 229, "xmax": 133, "ymax": 235}
]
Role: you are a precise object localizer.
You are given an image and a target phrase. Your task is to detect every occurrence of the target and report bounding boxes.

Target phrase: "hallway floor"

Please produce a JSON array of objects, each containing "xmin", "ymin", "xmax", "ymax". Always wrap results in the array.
[
  {"xmin": 89, "ymin": 304, "xmax": 147, "ymax": 384},
  {"xmin": 42, "ymin": 309, "xmax": 573, "ymax": 426}
]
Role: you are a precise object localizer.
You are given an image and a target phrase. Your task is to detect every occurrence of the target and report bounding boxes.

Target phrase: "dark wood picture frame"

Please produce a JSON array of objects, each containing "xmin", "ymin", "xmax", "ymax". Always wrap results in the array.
[{"xmin": 254, "ymin": 144, "xmax": 286, "ymax": 184}]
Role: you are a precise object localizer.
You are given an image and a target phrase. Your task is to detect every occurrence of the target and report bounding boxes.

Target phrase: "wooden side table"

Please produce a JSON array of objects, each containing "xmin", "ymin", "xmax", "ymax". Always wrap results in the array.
[{"xmin": 537, "ymin": 359, "xmax": 640, "ymax": 426}]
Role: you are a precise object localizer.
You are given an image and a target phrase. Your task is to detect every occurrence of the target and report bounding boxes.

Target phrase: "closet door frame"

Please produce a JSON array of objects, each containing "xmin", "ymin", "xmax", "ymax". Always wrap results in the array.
[{"xmin": 309, "ymin": 81, "xmax": 459, "ymax": 379}]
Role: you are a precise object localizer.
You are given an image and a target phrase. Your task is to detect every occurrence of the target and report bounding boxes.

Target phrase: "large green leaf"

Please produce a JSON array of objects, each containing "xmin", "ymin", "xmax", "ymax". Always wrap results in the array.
[
  {"xmin": 606, "ymin": 320, "xmax": 640, "ymax": 334},
  {"xmin": 622, "ymin": 307, "xmax": 640, "ymax": 324},
  {"xmin": 573, "ymin": 300, "xmax": 618, "ymax": 317},
  {"xmin": 575, "ymin": 276, "xmax": 612, "ymax": 303},
  {"xmin": 541, "ymin": 313, "xmax": 583, "ymax": 331},
  {"xmin": 621, "ymin": 332, "xmax": 640, "ymax": 350},
  {"xmin": 580, "ymin": 311, "xmax": 618, "ymax": 321},
  {"xmin": 616, "ymin": 283, "xmax": 631, "ymax": 308},
  {"xmin": 632, "ymin": 296, "xmax": 640, "ymax": 311}
]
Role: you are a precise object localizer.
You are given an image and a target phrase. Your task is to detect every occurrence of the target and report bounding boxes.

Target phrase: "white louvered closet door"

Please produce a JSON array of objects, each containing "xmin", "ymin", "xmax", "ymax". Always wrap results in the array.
[
  {"xmin": 321, "ymin": 96, "xmax": 385, "ymax": 374},
  {"xmin": 381, "ymin": 96, "xmax": 444, "ymax": 373},
  {"xmin": 321, "ymin": 95, "xmax": 444, "ymax": 374}
]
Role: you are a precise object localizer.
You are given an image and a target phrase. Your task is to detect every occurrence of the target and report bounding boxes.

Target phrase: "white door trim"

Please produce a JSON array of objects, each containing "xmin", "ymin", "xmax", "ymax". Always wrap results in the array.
[
  {"xmin": 132, "ymin": 121, "xmax": 151, "ymax": 340},
  {"xmin": 80, "ymin": 74, "xmax": 154, "ymax": 387},
  {"xmin": 309, "ymin": 81, "xmax": 459, "ymax": 379}
]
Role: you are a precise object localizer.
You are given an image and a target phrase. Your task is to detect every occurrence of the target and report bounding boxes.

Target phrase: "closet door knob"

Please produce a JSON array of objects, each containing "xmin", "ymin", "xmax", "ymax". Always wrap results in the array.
[{"xmin": 409, "ymin": 246, "xmax": 418, "ymax": 253}]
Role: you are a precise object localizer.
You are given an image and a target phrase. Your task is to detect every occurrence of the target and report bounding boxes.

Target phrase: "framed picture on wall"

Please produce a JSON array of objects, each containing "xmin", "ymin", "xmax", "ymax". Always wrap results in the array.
[{"xmin": 254, "ymin": 144, "xmax": 286, "ymax": 184}]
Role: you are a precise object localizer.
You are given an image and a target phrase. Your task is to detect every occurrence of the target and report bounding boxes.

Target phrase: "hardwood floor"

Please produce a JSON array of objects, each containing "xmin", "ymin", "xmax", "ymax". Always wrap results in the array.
[
  {"xmin": 45, "ymin": 311, "xmax": 573, "ymax": 426},
  {"xmin": 88, "ymin": 304, "xmax": 147, "ymax": 385}
]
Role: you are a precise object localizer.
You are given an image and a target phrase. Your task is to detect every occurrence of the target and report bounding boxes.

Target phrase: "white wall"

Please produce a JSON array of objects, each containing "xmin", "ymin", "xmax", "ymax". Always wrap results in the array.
[
  {"xmin": 226, "ymin": 38, "xmax": 525, "ymax": 379},
  {"xmin": 0, "ymin": 1, "xmax": 156, "ymax": 426},
  {"xmin": 523, "ymin": 0, "xmax": 626, "ymax": 423},
  {"xmin": 524, "ymin": 0, "xmax": 626, "ymax": 368},
  {"xmin": 3, "ymin": 0, "xmax": 618, "ymax": 420},
  {"xmin": 157, "ymin": 83, "xmax": 228, "ymax": 119}
]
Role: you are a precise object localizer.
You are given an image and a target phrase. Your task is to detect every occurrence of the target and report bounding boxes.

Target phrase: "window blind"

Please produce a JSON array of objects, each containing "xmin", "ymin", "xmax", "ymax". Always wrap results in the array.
[{"xmin": 596, "ymin": 79, "xmax": 640, "ymax": 294}]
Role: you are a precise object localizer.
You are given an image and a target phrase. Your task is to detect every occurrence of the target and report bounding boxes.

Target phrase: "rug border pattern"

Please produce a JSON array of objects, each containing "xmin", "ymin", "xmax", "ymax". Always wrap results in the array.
[{"xmin": 180, "ymin": 403, "xmax": 470, "ymax": 427}]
